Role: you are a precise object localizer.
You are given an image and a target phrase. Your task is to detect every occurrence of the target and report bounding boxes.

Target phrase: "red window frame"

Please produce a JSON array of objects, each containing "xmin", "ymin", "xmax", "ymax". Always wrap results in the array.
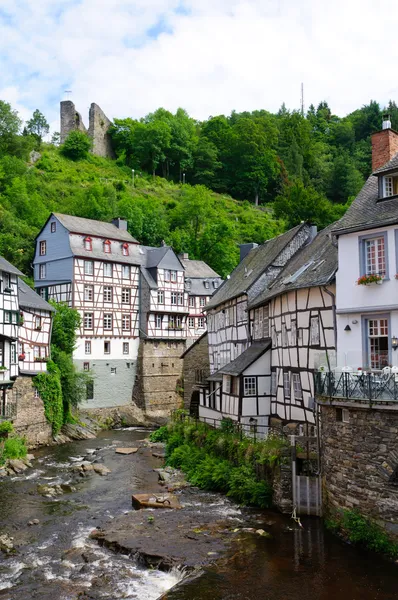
[
  {"xmin": 84, "ymin": 237, "xmax": 92, "ymax": 251},
  {"xmin": 104, "ymin": 240, "xmax": 111, "ymax": 254},
  {"xmin": 122, "ymin": 243, "xmax": 129, "ymax": 256}
]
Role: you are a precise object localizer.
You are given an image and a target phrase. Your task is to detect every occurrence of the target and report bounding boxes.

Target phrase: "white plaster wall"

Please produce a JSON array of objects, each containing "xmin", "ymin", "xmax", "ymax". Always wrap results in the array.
[
  {"xmin": 74, "ymin": 336, "xmax": 139, "ymax": 360},
  {"xmin": 337, "ymin": 226, "xmax": 398, "ymax": 312}
]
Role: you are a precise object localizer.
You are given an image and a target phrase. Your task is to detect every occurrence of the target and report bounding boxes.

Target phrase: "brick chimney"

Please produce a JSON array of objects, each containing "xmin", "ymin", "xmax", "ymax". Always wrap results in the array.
[{"xmin": 371, "ymin": 115, "xmax": 398, "ymax": 171}]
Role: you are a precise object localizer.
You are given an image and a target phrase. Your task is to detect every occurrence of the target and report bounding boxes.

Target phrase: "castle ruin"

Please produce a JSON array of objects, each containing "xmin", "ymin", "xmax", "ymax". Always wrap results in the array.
[{"xmin": 60, "ymin": 100, "xmax": 114, "ymax": 159}]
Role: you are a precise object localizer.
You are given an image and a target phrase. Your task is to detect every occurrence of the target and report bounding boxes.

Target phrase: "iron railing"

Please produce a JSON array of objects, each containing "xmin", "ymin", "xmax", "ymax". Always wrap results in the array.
[
  {"xmin": 315, "ymin": 371, "xmax": 398, "ymax": 403},
  {"xmin": 0, "ymin": 401, "xmax": 17, "ymax": 419}
]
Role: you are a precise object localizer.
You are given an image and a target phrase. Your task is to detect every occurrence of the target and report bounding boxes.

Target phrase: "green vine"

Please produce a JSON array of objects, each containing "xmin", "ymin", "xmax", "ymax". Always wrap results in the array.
[{"xmin": 34, "ymin": 361, "xmax": 63, "ymax": 434}]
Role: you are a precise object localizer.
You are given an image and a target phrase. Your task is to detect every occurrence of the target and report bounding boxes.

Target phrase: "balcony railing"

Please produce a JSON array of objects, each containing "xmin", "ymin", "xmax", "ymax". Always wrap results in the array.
[
  {"xmin": 315, "ymin": 370, "xmax": 398, "ymax": 403},
  {"xmin": 0, "ymin": 400, "xmax": 17, "ymax": 419}
]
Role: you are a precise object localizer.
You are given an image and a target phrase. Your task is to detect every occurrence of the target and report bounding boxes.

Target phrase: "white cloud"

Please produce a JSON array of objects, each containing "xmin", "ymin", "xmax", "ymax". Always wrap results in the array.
[{"xmin": 1, "ymin": 0, "xmax": 398, "ymax": 131}]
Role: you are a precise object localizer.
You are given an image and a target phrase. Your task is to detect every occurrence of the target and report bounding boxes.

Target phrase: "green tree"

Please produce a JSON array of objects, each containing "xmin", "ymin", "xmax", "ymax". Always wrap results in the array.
[
  {"xmin": 26, "ymin": 109, "xmax": 50, "ymax": 145},
  {"xmin": 61, "ymin": 130, "xmax": 92, "ymax": 160},
  {"xmin": 50, "ymin": 301, "xmax": 81, "ymax": 354},
  {"xmin": 0, "ymin": 100, "xmax": 21, "ymax": 155}
]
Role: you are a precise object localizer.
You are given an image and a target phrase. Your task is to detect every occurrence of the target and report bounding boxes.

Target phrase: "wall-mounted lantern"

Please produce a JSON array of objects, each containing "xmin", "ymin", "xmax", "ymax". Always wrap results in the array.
[{"xmin": 392, "ymin": 335, "xmax": 398, "ymax": 351}]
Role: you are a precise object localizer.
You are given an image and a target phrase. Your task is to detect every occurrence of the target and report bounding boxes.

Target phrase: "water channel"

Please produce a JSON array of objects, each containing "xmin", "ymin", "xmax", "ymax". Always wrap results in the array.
[{"xmin": 0, "ymin": 428, "xmax": 397, "ymax": 599}]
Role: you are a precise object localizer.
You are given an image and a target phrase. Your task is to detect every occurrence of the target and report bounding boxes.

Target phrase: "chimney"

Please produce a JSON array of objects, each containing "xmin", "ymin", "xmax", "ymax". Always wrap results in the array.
[
  {"xmin": 112, "ymin": 218, "xmax": 127, "ymax": 231},
  {"xmin": 179, "ymin": 252, "xmax": 189, "ymax": 260},
  {"xmin": 371, "ymin": 114, "xmax": 398, "ymax": 171},
  {"xmin": 239, "ymin": 243, "xmax": 258, "ymax": 262}
]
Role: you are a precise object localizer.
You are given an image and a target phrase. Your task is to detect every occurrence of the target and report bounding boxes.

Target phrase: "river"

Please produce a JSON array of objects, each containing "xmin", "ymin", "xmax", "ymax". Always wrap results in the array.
[{"xmin": 0, "ymin": 428, "xmax": 397, "ymax": 599}]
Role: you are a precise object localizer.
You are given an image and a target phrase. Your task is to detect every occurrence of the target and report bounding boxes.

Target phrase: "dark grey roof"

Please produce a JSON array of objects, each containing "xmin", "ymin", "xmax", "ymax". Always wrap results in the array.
[
  {"xmin": 249, "ymin": 225, "xmax": 338, "ymax": 309},
  {"xmin": 69, "ymin": 237, "xmax": 143, "ymax": 265},
  {"xmin": 143, "ymin": 246, "xmax": 184, "ymax": 271},
  {"xmin": 54, "ymin": 213, "xmax": 138, "ymax": 243},
  {"xmin": 0, "ymin": 257, "xmax": 24, "ymax": 277},
  {"xmin": 141, "ymin": 267, "xmax": 157, "ymax": 289},
  {"xmin": 373, "ymin": 150, "xmax": 398, "ymax": 175},
  {"xmin": 180, "ymin": 258, "xmax": 219, "ymax": 278},
  {"xmin": 180, "ymin": 331, "xmax": 208, "ymax": 358},
  {"xmin": 333, "ymin": 176, "xmax": 398, "ymax": 235},
  {"xmin": 187, "ymin": 278, "xmax": 222, "ymax": 297},
  {"xmin": 205, "ymin": 224, "xmax": 307, "ymax": 310},
  {"xmin": 216, "ymin": 341, "xmax": 271, "ymax": 376},
  {"xmin": 18, "ymin": 279, "xmax": 55, "ymax": 312}
]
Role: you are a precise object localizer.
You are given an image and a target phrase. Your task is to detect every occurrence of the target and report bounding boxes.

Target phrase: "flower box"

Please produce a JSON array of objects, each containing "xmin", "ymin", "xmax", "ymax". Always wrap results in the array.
[
  {"xmin": 34, "ymin": 357, "xmax": 48, "ymax": 363},
  {"xmin": 357, "ymin": 274, "xmax": 383, "ymax": 286},
  {"xmin": 18, "ymin": 354, "xmax": 26, "ymax": 361}
]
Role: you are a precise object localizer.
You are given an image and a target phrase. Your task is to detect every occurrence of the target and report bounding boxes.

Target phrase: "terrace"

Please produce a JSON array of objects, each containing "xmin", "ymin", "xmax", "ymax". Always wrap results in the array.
[{"xmin": 315, "ymin": 368, "xmax": 398, "ymax": 405}]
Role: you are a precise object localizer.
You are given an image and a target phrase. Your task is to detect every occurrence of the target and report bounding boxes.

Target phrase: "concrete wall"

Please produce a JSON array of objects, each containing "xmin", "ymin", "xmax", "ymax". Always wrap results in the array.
[
  {"xmin": 182, "ymin": 334, "xmax": 209, "ymax": 411},
  {"xmin": 320, "ymin": 402, "xmax": 398, "ymax": 540},
  {"xmin": 12, "ymin": 375, "xmax": 53, "ymax": 447}
]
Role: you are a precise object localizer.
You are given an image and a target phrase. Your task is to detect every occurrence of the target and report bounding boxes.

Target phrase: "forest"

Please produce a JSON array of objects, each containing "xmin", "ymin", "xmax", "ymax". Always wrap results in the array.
[{"xmin": 0, "ymin": 97, "xmax": 396, "ymax": 277}]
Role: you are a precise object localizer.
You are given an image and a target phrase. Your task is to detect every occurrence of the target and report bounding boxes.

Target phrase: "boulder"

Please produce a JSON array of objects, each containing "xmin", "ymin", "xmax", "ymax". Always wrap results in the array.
[
  {"xmin": 131, "ymin": 493, "xmax": 181, "ymax": 510},
  {"xmin": 60, "ymin": 483, "xmax": 76, "ymax": 493},
  {"xmin": 0, "ymin": 468, "xmax": 7, "ymax": 477},
  {"xmin": 115, "ymin": 448, "xmax": 138, "ymax": 455},
  {"xmin": 93, "ymin": 464, "xmax": 111, "ymax": 476},
  {"xmin": 8, "ymin": 459, "xmax": 28, "ymax": 473},
  {"xmin": 62, "ymin": 424, "xmax": 96, "ymax": 440},
  {"xmin": 0, "ymin": 533, "xmax": 14, "ymax": 554},
  {"xmin": 37, "ymin": 484, "xmax": 63, "ymax": 497}
]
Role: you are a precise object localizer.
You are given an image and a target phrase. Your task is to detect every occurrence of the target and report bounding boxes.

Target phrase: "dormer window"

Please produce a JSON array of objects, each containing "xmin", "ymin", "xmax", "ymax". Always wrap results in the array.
[
  {"xmin": 185, "ymin": 278, "xmax": 191, "ymax": 289},
  {"xmin": 213, "ymin": 280, "xmax": 219, "ymax": 288},
  {"xmin": 384, "ymin": 174, "xmax": 398, "ymax": 197},
  {"xmin": 204, "ymin": 280, "xmax": 210, "ymax": 289},
  {"xmin": 84, "ymin": 237, "xmax": 92, "ymax": 251},
  {"xmin": 104, "ymin": 240, "xmax": 111, "ymax": 254},
  {"xmin": 122, "ymin": 243, "xmax": 129, "ymax": 256}
]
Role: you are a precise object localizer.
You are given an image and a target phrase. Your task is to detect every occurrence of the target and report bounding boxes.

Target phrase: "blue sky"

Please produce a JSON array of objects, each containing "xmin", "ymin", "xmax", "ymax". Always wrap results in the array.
[{"xmin": 1, "ymin": 0, "xmax": 398, "ymax": 136}]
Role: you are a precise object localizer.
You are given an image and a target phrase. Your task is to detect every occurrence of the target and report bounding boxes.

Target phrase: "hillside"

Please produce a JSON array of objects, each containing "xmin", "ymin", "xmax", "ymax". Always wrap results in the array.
[{"xmin": 0, "ymin": 145, "xmax": 283, "ymax": 278}]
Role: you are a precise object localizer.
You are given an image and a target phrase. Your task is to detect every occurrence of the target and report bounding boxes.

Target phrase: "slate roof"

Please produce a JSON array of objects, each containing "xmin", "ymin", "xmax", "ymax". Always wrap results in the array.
[
  {"xmin": 180, "ymin": 331, "xmax": 208, "ymax": 358},
  {"xmin": 54, "ymin": 213, "xmax": 138, "ymax": 243},
  {"xmin": 333, "ymin": 175, "xmax": 398, "ymax": 235},
  {"xmin": 0, "ymin": 257, "xmax": 24, "ymax": 277},
  {"xmin": 180, "ymin": 258, "xmax": 219, "ymax": 278},
  {"xmin": 18, "ymin": 279, "xmax": 55, "ymax": 312},
  {"xmin": 215, "ymin": 340, "xmax": 271, "ymax": 376},
  {"xmin": 249, "ymin": 225, "xmax": 338, "ymax": 309},
  {"xmin": 142, "ymin": 246, "xmax": 184, "ymax": 271},
  {"xmin": 69, "ymin": 237, "xmax": 143, "ymax": 266},
  {"xmin": 373, "ymin": 151, "xmax": 398, "ymax": 175},
  {"xmin": 205, "ymin": 224, "xmax": 307, "ymax": 310},
  {"xmin": 141, "ymin": 267, "xmax": 157, "ymax": 289}
]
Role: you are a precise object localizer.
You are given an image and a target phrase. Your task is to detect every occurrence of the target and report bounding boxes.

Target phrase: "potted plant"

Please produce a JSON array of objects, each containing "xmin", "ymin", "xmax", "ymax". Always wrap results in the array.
[
  {"xmin": 357, "ymin": 274, "xmax": 383, "ymax": 286},
  {"xmin": 18, "ymin": 354, "xmax": 26, "ymax": 361},
  {"xmin": 0, "ymin": 366, "xmax": 7, "ymax": 371}
]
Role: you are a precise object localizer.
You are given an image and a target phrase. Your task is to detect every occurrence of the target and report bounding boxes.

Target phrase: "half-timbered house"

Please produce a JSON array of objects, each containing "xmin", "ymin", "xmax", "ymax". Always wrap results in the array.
[
  {"xmin": 179, "ymin": 254, "xmax": 222, "ymax": 344},
  {"xmin": 33, "ymin": 213, "xmax": 141, "ymax": 409},
  {"xmin": 0, "ymin": 257, "xmax": 23, "ymax": 419}
]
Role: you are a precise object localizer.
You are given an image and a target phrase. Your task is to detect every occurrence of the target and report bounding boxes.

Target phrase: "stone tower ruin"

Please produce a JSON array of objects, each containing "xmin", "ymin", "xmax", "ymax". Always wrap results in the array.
[{"xmin": 60, "ymin": 100, "xmax": 114, "ymax": 159}]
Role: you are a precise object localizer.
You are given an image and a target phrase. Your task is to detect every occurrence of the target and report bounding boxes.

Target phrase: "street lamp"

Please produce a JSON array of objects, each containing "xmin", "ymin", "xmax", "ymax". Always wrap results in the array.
[
  {"xmin": 132, "ymin": 169, "xmax": 135, "ymax": 187},
  {"xmin": 183, "ymin": 172, "xmax": 186, "ymax": 184}
]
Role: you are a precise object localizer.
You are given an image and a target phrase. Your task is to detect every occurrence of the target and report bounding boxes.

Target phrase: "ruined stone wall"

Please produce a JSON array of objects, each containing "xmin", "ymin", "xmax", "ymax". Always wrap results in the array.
[
  {"xmin": 133, "ymin": 340, "xmax": 186, "ymax": 419},
  {"xmin": 320, "ymin": 403, "xmax": 398, "ymax": 539},
  {"xmin": 60, "ymin": 100, "xmax": 114, "ymax": 158},
  {"xmin": 12, "ymin": 376, "xmax": 53, "ymax": 448},
  {"xmin": 183, "ymin": 333, "xmax": 209, "ymax": 412}
]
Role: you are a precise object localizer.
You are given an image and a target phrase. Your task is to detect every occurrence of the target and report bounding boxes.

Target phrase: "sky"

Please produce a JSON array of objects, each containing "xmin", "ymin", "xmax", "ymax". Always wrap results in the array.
[{"xmin": 1, "ymin": 0, "xmax": 398, "ymax": 133}]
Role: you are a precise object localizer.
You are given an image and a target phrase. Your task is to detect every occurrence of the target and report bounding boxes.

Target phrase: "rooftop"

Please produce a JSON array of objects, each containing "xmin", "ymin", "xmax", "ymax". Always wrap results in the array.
[
  {"xmin": 53, "ymin": 213, "xmax": 138, "ymax": 243},
  {"xmin": 18, "ymin": 279, "xmax": 55, "ymax": 311},
  {"xmin": 179, "ymin": 258, "xmax": 220, "ymax": 278},
  {"xmin": 215, "ymin": 340, "xmax": 271, "ymax": 377}
]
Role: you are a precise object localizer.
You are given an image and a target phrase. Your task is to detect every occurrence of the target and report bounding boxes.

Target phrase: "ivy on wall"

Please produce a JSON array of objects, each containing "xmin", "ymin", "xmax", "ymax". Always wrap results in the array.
[{"xmin": 34, "ymin": 361, "xmax": 63, "ymax": 434}]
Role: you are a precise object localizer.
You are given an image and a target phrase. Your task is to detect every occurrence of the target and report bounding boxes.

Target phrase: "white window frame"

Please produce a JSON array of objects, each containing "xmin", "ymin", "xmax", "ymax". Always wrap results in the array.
[
  {"xmin": 243, "ymin": 376, "xmax": 257, "ymax": 397},
  {"xmin": 103, "ymin": 263, "xmax": 113, "ymax": 278},
  {"xmin": 122, "ymin": 244, "xmax": 129, "ymax": 256},
  {"xmin": 35, "ymin": 316, "xmax": 41, "ymax": 329},
  {"xmin": 171, "ymin": 271, "xmax": 177, "ymax": 282},
  {"xmin": 84, "ymin": 313, "xmax": 93, "ymax": 330},
  {"xmin": 171, "ymin": 292, "xmax": 177, "ymax": 305},
  {"xmin": 176, "ymin": 315, "xmax": 182, "ymax": 327},
  {"xmin": 121, "ymin": 288, "xmax": 131, "ymax": 304},
  {"xmin": 271, "ymin": 371, "xmax": 277, "ymax": 395},
  {"xmin": 103, "ymin": 286, "xmax": 112, "ymax": 303},
  {"xmin": 84, "ymin": 285, "xmax": 93, "ymax": 301},
  {"xmin": 40, "ymin": 240, "xmax": 46, "ymax": 256},
  {"xmin": 199, "ymin": 297, "xmax": 205, "ymax": 307},
  {"xmin": 164, "ymin": 270, "xmax": 171, "ymax": 282},
  {"xmin": 155, "ymin": 314, "xmax": 163, "ymax": 328},
  {"xmin": 198, "ymin": 317, "xmax": 205, "ymax": 328},
  {"xmin": 158, "ymin": 290, "xmax": 164, "ymax": 304},
  {"xmin": 84, "ymin": 261, "xmax": 93, "ymax": 276},
  {"xmin": 122, "ymin": 314, "xmax": 131, "ymax": 331},
  {"xmin": 103, "ymin": 314, "xmax": 113, "ymax": 330},
  {"xmin": 189, "ymin": 296, "xmax": 195, "ymax": 307},
  {"xmin": 292, "ymin": 373, "xmax": 303, "ymax": 401},
  {"xmin": 188, "ymin": 317, "xmax": 195, "ymax": 328},
  {"xmin": 310, "ymin": 316, "xmax": 320, "ymax": 346},
  {"xmin": 123, "ymin": 342, "xmax": 129, "ymax": 355},
  {"xmin": 384, "ymin": 175, "xmax": 394, "ymax": 197},
  {"xmin": 122, "ymin": 265, "xmax": 130, "ymax": 279},
  {"xmin": 84, "ymin": 237, "xmax": 92, "ymax": 251},
  {"xmin": 364, "ymin": 236, "xmax": 386, "ymax": 277},
  {"xmin": 50, "ymin": 222, "xmax": 56, "ymax": 233},
  {"xmin": 283, "ymin": 372, "xmax": 290, "ymax": 398},
  {"xmin": 178, "ymin": 293, "xmax": 184, "ymax": 305},
  {"xmin": 39, "ymin": 264, "xmax": 46, "ymax": 279},
  {"xmin": 85, "ymin": 340, "xmax": 91, "ymax": 355}
]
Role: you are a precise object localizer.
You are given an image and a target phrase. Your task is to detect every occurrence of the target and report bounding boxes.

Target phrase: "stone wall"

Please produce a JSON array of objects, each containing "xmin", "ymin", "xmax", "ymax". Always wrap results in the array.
[
  {"xmin": 133, "ymin": 340, "xmax": 186, "ymax": 419},
  {"xmin": 12, "ymin": 376, "xmax": 53, "ymax": 448},
  {"xmin": 320, "ymin": 402, "xmax": 398, "ymax": 539},
  {"xmin": 182, "ymin": 333, "xmax": 209, "ymax": 413},
  {"xmin": 60, "ymin": 100, "xmax": 114, "ymax": 158}
]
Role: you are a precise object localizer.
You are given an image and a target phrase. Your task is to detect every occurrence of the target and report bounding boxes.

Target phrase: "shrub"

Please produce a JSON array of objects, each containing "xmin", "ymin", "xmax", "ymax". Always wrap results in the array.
[
  {"xmin": 0, "ymin": 435, "xmax": 27, "ymax": 463},
  {"xmin": 61, "ymin": 131, "xmax": 92, "ymax": 161},
  {"xmin": 0, "ymin": 421, "xmax": 14, "ymax": 435},
  {"xmin": 149, "ymin": 426, "xmax": 169, "ymax": 443}
]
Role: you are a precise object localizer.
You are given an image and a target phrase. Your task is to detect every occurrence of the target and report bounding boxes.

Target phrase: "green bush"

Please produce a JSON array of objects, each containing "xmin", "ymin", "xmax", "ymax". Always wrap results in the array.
[
  {"xmin": 0, "ymin": 421, "xmax": 14, "ymax": 435},
  {"xmin": 34, "ymin": 361, "xmax": 63, "ymax": 434},
  {"xmin": 61, "ymin": 130, "xmax": 92, "ymax": 161},
  {"xmin": 149, "ymin": 426, "xmax": 169, "ymax": 443},
  {"xmin": 0, "ymin": 435, "xmax": 27, "ymax": 463}
]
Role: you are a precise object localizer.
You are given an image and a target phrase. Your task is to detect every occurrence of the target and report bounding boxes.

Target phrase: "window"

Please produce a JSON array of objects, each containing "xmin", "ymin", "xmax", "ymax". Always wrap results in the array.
[
  {"xmin": 84, "ymin": 285, "xmax": 93, "ymax": 301},
  {"xmin": 282, "ymin": 323, "xmax": 288, "ymax": 347},
  {"xmin": 271, "ymin": 371, "xmax": 277, "ymax": 395},
  {"xmin": 243, "ymin": 376, "xmax": 257, "ymax": 397},
  {"xmin": 231, "ymin": 376, "xmax": 239, "ymax": 395},
  {"xmin": 199, "ymin": 297, "xmax": 205, "ymax": 307},
  {"xmin": 103, "ymin": 286, "xmax": 112, "ymax": 303},
  {"xmin": 384, "ymin": 175, "xmax": 398, "ymax": 197},
  {"xmin": 4, "ymin": 311, "xmax": 10, "ymax": 324},
  {"xmin": 169, "ymin": 316, "xmax": 176, "ymax": 328},
  {"xmin": 283, "ymin": 372, "xmax": 290, "ymax": 398},
  {"xmin": 189, "ymin": 296, "xmax": 195, "ymax": 307},
  {"xmin": 35, "ymin": 316, "xmax": 41, "ymax": 329},
  {"xmin": 158, "ymin": 291, "xmax": 164, "ymax": 304},
  {"xmin": 84, "ymin": 261, "xmax": 93, "ymax": 275},
  {"xmin": 110, "ymin": 367, "xmax": 116, "ymax": 375},
  {"xmin": 171, "ymin": 292, "xmax": 177, "ymax": 305},
  {"xmin": 85, "ymin": 340, "xmax": 91, "ymax": 355},
  {"xmin": 123, "ymin": 342, "xmax": 129, "ymax": 354},
  {"xmin": 39, "ymin": 264, "xmax": 46, "ymax": 279},
  {"xmin": 122, "ymin": 315, "xmax": 131, "ymax": 331},
  {"xmin": 361, "ymin": 235, "xmax": 386, "ymax": 277},
  {"xmin": 104, "ymin": 240, "xmax": 111, "ymax": 254},
  {"xmin": 198, "ymin": 317, "xmax": 205, "ymax": 328},
  {"xmin": 171, "ymin": 271, "xmax": 177, "ymax": 282},
  {"xmin": 50, "ymin": 222, "xmax": 56, "ymax": 233},
  {"xmin": 224, "ymin": 375, "xmax": 231, "ymax": 394},
  {"xmin": 195, "ymin": 369, "xmax": 203, "ymax": 383},
  {"xmin": 178, "ymin": 293, "xmax": 184, "ymax": 305},
  {"xmin": 122, "ymin": 265, "xmax": 130, "ymax": 279},
  {"xmin": 204, "ymin": 280, "xmax": 210, "ymax": 289},
  {"xmin": 176, "ymin": 315, "xmax": 182, "ymax": 327},
  {"xmin": 103, "ymin": 314, "xmax": 112, "ymax": 330},
  {"xmin": 155, "ymin": 314, "xmax": 163, "ymax": 328},
  {"xmin": 122, "ymin": 243, "xmax": 129, "ymax": 256},
  {"xmin": 34, "ymin": 388, "xmax": 40, "ymax": 399},
  {"xmin": 104, "ymin": 341, "xmax": 111, "ymax": 354},
  {"xmin": 3, "ymin": 273, "xmax": 10, "ymax": 290},
  {"xmin": 10, "ymin": 344, "xmax": 17, "ymax": 364},
  {"xmin": 186, "ymin": 279, "xmax": 191, "ymax": 290},
  {"xmin": 86, "ymin": 381, "xmax": 94, "ymax": 400},
  {"xmin": 188, "ymin": 317, "xmax": 195, "ymax": 328},
  {"xmin": 84, "ymin": 237, "xmax": 92, "ymax": 251},
  {"xmin": 39, "ymin": 288, "xmax": 47, "ymax": 300},
  {"xmin": 122, "ymin": 288, "xmax": 131, "ymax": 304},
  {"xmin": 310, "ymin": 316, "xmax": 320, "ymax": 345},
  {"xmin": 84, "ymin": 313, "xmax": 93, "ymax": 329},
  {"xmin": 336, "ymin": 407, "xmax": 350, "ymax": 423},
  {"xmin": 367, "ymin": 317, "xmax": 389, "ymax": 369},
  {"xmin": 33, "ymin": 345, "xmax": 40, "ymax": 359},
  {"xmin": 83, "ymin": 362, "xmax": 90, "ymax": 371},
  {"xmin": 103, "ymin": 263, "xmax": 112, "ymax": 277},
  {"xmin": 292, "ymin": 373, "xmax": 303, "ymax": 401},
  {"xmin": 291, "ymin": 319, "xmax": 297, "ymax": 345},
  {"xmin": 40, "ymin": 240, "xmax": 46, "ymax": 256},
  {"xmin": 213, "ymin": 280, "xmax": 219, "ymax": 288},
  {"xmin": 164, "ymin": 270, "xmax": 171, "ymax": 282}
]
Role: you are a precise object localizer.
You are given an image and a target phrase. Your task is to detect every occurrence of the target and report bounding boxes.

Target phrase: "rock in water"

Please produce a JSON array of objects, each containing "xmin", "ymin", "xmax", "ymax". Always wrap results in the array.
[
  {"xmin": 93, "ymin": 464, "xmax": 111, "ymax": 476},
  {"xmin": 61, "ymin": 424, "xmax": 96, "ymax": 440},
  {"xmin": 0, "ymin": 534, "xmax": 14, "ymax": 554},
  {"xmin": 8, "ymin": 459, "xmax": 28, "ymax": 473}
]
